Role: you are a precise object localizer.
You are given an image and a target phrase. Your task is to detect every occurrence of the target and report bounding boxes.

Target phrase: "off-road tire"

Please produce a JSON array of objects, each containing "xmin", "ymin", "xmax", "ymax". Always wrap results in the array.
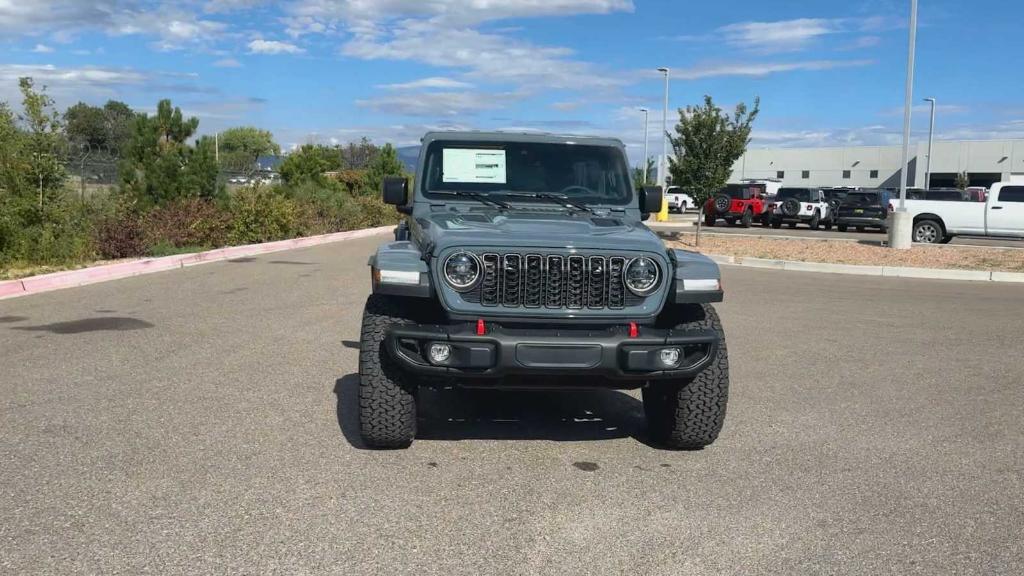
[
  {"xmin": 740, "ymin": 209, "xmax": 753, "ymax": 228},
  {"xmin": 358, "ymin": 294, "xmax": 418, "ymax": 449},
  {"xmin": 643, "ymin": 304, "xmax": 729, "ymax": 450},
  {"xmin": 712, "ymin": 194, "xmax": 731, "ymax": 214},
  {"xmin": 824, "ymin": 220, "xmax": 833, "ymax": 231},
  {"xmin": 809, "ymin": 211, "xmax": 821, "ymax": 230}
]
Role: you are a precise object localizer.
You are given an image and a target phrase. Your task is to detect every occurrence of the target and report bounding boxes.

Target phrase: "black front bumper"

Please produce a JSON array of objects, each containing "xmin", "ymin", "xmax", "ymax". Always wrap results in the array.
[{"xmin": 386, "ymin": 322, "xmax": 719, "ymax": 381}]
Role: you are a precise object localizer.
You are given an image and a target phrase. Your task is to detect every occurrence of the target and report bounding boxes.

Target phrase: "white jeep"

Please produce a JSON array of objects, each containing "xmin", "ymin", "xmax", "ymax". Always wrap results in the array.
[{"xmin": 770, "ymin": 187, "xmax": 832, "ymax": 230}]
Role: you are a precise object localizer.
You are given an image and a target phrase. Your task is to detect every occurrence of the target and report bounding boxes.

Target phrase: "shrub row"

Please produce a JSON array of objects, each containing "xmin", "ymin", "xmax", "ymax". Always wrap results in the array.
[{"xmin": 1, "ymin": 183, "xmax": 400, "ymax": 271}]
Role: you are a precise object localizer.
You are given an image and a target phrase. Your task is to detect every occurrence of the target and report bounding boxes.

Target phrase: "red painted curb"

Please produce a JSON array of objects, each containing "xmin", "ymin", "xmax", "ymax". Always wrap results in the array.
[{"xmin": 0, "ymin": 225, "xmax": 393, "ymax": 301}]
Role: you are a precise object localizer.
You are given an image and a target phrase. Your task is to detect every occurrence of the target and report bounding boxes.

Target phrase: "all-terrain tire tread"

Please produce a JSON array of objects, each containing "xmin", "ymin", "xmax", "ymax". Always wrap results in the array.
[
  {"xmin": 643, "ymin": 304, "xmax": 729, "ymax": 450},
  {"xmin": 358, "ymin": 294, "xmax": 417, "ymax": 448}
]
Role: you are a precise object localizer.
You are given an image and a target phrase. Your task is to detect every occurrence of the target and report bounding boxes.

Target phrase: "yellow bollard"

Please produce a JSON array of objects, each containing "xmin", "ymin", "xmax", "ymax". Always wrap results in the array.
[{"xmin": 655, "ymin": 195, "xmax": 670, "ymax": 222}]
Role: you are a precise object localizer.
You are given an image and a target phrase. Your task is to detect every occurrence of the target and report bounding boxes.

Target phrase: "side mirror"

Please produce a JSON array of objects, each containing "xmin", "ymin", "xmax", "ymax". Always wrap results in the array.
[
  {"xmin": 382, "ymin": 176, "xmax": 409, "ymax": 208},
  {"xmin": 640, "ymin": 185, "xmax": 663, "ymax": 214}
]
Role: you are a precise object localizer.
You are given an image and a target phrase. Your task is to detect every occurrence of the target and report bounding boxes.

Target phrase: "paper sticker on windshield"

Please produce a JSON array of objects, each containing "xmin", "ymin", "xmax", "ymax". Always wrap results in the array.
[{"xmin": 442, "ymin": 149, "xmax": 507, "ymax": 184}]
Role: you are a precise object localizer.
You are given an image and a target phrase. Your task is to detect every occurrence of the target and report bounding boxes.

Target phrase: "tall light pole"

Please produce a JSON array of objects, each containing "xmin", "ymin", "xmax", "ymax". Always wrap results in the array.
[
  {"xmin": 889, "ymin": 0, "xmax": 918, "ymax": 250},
  {"xmin": 639, "ymin": 107, "xmax": 650, "ymax": 184},
  {"xmin": 656, "ymin": 67, "xmax": 670, "ymax": 222},
  {"xmin": 923, "ymin": 97, "xmax": 936, "ymax": 189}
]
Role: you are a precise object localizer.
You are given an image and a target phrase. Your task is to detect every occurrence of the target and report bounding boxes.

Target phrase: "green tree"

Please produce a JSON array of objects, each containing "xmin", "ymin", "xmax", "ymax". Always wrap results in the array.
[
  {"xmin": 362, "ymin": 143, "xmax": 405, "ymax": 196},
  {"xmin": 667, "ymin": 94, "xmax": 759, "ymax": 243},
  {"xmin": 632, "ymin": 157, "xmax": 655, "ymax": 190},
  {"xmin": 955, "ymin": 171, "xmax": 970, "ymax": 190},
  {"xmin": 218, "ymin": 126, "xmax": 280, "ymax": 170},
  {"xmin": 120, "ymin": 99, "xmax": 218, "ymax": 205},
  {"xmin": 18, "ymin": 78, "xmax": 67, "ymax": 208},
  {"xmin": 64, "ymin": 100, "xmax": 136, "ymax": 151},
  {"xmin": 279, "ymin": 144, "xmax": 344, "ymax": 185}
]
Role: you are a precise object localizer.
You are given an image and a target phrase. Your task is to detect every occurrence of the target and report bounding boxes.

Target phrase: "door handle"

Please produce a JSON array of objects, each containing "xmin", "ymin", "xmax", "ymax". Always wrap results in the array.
[{"xmin": 991, "ymin": 206, "xmax": 1004, "ymax": 210}]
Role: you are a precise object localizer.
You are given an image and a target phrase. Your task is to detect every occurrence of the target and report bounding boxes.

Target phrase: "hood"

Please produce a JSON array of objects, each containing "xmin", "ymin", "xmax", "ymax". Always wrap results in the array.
[{"xmin": 416, "ymin": 209, "xmax": 664, "ymax": 254}]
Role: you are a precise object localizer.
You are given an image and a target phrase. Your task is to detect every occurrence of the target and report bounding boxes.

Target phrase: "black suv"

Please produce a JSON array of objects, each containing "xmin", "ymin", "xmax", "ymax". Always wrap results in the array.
[{"xmin": 835, "ymin": 189, "xmax": 893, "ymax": 232}]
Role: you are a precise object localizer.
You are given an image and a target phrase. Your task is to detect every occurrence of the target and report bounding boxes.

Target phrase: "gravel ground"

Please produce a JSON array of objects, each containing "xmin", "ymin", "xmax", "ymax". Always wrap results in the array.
[{"xmin": 670, "ymin": 232, "xmax": 1024, "ymax": 272}]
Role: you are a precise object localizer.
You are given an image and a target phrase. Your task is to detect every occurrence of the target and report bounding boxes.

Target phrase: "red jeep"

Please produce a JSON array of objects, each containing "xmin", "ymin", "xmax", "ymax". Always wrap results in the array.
[{"xmin": 703, "ymin": 183, "xmax": 770, "ymax": 228}]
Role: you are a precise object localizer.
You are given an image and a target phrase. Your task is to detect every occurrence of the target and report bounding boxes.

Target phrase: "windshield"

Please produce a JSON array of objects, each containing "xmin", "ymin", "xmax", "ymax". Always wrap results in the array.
[
  {"xmin": 422, "ymin": 140, "xmax": 632, "ymax": 205},
  {"xmin": 778, "ymin": 188, "xmax": 812, "ymax": 201}
]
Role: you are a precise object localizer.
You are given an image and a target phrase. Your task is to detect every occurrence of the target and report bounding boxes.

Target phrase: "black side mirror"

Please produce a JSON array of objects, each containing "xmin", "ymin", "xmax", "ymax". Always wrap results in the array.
[
  {"xmin": 382, "ymin": 177, "xmax": 409, "ymax": 208},
  {"xmin": 640, "ymin": 185, "xmax": 663, "ymax": 214}
]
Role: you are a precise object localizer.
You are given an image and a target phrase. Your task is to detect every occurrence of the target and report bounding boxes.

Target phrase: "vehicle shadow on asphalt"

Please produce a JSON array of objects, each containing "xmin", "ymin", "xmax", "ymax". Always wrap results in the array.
[{"xmin": 334, "ymin": 374, "xmax": 658, "ymax": 448}]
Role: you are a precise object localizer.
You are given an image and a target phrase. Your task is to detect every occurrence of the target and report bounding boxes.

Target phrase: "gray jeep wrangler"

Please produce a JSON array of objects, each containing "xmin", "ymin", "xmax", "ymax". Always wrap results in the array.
[{"xmin": 360, "ymin": 131, "xmax": 729, "ymax": 449}]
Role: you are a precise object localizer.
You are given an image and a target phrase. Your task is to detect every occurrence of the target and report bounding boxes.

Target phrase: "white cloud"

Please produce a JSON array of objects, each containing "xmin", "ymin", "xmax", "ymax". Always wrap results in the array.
[
  {"xmin": 283, "ymin": 0, "xmax": 634, "ymax": 32},
  {"xmin": 32, "ymin": 44, "xmax": 55, "ymax": 53},
  {"xmin": 550, "ymin": 101, "xmax": 582, "ymax": 111},
  {"xmin": 379, "ymin": 77, "xmax": 473, "ymax": 90},
  {"xmin": 356, "ymin": 90, "xmax": 522, "ymax": 116},
  {"xmin": 719, "ymin": 18, "xmax": 842, "ymax": 53},
  {"xmin": 343, "ymin": 20, "xmax": 624, "ymax": 91},
  {"xmin": 213, "ymin": 58, "xmax": 243, "ymax": 67},
  {"xmin": 247, "ymin": 39, "xmax": 305, "ymax": 54},
  {"xmin": 670, "ymin": 59, "xmax": 875, "ymax": 80},
  {"xmin": 0, "ymin": 63, "xmax": 149, "ymax": 86}
]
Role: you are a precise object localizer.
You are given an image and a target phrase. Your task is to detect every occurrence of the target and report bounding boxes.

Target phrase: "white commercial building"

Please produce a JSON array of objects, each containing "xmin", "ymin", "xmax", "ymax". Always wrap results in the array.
[{"xmin": 730, "ymin": 139, "xmax": 1024, "ymax": 189}]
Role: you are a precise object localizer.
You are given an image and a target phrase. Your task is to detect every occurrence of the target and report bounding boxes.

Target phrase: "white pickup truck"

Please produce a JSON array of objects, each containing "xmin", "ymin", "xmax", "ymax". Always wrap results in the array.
[{"xmin": 896, "ymin": 183, "xmax": 1024, "ymax": 243}]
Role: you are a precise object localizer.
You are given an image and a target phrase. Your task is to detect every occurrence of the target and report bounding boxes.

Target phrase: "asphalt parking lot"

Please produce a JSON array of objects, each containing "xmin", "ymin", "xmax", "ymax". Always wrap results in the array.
[
  {"xmin": 2, "ymin": 231, "xmax": 1023, "ymax": 575},
  {"xmin": 655, "ymin": 212, "xmax": 1024, "ymax": 248}
]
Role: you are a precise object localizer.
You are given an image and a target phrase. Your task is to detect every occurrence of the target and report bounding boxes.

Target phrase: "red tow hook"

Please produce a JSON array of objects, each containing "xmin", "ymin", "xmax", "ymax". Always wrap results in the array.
[
  {"xmin": 476, "ymin": 319, "xmax": 486, "ymax": 336},
  {"xmin": 628, "ymin": 322, "xmax": 639, "ymax": 338}
]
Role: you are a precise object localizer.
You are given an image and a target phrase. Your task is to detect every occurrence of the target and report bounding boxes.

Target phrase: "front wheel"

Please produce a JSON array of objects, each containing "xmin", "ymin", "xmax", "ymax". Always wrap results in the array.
[
  {"xmin": 809, "ymin": 212, "xmax": 821, "ymax": 230},
  {"xmin": 740, "ymin": 209, "xmax": 753, "ymax": 228},
  {"xmin": 358, "ymin": 294, "xmax": 419, "ymax": 448},
  {"xmin": 913, "ymin": 219, "xmax": 944, "ymax": 244},
  {"xmin": 643, "ymin": 304, "xmax": 729, "ymax": 450}
]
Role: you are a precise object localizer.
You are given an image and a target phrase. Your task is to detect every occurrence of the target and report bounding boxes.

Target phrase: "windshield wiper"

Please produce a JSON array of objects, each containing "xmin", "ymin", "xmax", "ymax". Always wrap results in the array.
[
  {"xmin": 431, "ymin": 190, "xmax": 512, "ymax": 210},
  {"xmin": 498, "ymin": 192, "xmax": 594, "ymax": 213}
]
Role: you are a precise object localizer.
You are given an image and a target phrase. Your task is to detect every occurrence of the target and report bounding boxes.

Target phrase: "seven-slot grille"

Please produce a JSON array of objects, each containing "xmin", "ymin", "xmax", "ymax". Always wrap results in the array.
[{"xmin": 467, "ymin": 252, "xmax": 636, "ymax": 309}]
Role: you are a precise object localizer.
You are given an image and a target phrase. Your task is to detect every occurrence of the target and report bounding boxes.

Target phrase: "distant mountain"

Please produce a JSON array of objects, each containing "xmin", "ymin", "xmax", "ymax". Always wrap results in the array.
[{"xmin": 397, "ymin": 146, "xmax": 420, "ymax": 173}]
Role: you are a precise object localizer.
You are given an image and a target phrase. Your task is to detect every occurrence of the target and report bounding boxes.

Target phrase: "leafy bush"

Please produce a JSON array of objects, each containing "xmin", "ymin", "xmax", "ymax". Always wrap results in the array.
[
  {"xmin": 143, "ymin": 198, "xmax": 232, "ymax": 251},
  {"xmin": 229, "ymin": 185, "xmax": 308, "ymax": 244},
  {"xmin": 94, "ymin": 210, "xmax": 145, "ymax": 259}
]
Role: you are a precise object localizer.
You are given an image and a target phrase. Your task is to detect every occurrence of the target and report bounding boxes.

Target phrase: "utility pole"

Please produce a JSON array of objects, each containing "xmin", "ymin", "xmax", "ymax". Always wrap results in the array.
[
  {"xmin": 889, "ymin": 0, "xmax": 918, "ymax": 250},
  {"xmin": 639, "ymin": 107, "xmax": 649, "ymax": 184},
  {"xmin": 923, "ymin": 97, "xmax": 936, "ymax": 189},
  {"xmin": 656, "ymin": 67, "xmax": 670, "ymax": 222}
]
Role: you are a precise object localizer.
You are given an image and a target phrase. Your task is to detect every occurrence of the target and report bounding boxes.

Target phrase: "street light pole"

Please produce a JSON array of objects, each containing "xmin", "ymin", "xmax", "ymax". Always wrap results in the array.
[
  {"xmin": 639, "ymin": 107, "xmax": 650, "ymax": 184},
  {"xmin": 889, "ymin": 0, "xmax": 918, "ymax": 250},
  {"xmin": 923, "ymin": 97, "xmax": 936, "ymax": 189},
  {"xmin": 656, "ymin": 67, "xmax": 670, "ymax": 222}
]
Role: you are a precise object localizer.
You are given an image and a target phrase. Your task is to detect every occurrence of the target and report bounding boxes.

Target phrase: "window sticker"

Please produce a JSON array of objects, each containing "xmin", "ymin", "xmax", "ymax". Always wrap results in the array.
[{"xmin": 442, "ymin": 148, "xmax": 507, "ymax": 184}]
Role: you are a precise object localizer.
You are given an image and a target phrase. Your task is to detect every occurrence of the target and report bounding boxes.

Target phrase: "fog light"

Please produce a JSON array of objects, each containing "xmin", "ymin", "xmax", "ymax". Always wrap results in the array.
[
  {"xmin": 659, "ymin": 347, "xmax": 681, "ymax": 368},
  {"xmin": 428, "ymin": 343, "xmax": 452, "ymax": 364}
]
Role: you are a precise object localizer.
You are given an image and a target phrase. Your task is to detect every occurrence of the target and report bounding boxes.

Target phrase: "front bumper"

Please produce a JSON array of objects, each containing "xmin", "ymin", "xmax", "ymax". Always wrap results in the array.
[{"xmin": 386, "ymin": 321, "xmax": 719, "ymax": 382}]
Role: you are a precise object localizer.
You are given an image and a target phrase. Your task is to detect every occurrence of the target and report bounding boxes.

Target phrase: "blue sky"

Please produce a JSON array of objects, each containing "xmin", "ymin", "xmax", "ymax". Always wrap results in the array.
[{"xmin": 2, "ymin": 0, "xmax": 1022, "ymax": 162}]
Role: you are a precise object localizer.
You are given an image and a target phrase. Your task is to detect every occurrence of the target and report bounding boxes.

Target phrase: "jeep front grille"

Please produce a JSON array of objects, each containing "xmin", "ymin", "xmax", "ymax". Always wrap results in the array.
[{"xmin": 470, "ymin": 252, "xmax": 633, "ymax": 309}]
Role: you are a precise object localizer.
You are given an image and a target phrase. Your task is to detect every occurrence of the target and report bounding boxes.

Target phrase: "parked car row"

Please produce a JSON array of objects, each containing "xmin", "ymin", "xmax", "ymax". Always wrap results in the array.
[{"xmin": 692, "ymin": 182, "xmax": 1024, "ymax": 242}]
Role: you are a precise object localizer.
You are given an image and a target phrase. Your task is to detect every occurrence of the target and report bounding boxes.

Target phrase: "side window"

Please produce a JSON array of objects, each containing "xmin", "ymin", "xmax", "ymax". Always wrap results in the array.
[
  {"xmin": 869, "ymin": 170, "xmax": 879, "ymax": 179},
  {"xmin": 776, "ymin": 170, "xmax": 785, "ymax": 179},
  {"xmin": 802, "ymin": 170, "xmax": 810, "ymax": 179},
  {"xmin": 998, "ymin": 186, "xmax": 1024, "ymax": 202},
  {"xmin": 842, "ymin": 170, "xmax": 851, "ymax": 179}
]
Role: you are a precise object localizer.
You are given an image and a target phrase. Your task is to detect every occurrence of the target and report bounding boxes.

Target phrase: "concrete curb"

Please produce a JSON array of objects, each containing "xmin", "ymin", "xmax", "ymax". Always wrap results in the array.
[
  {"xmin": 707, "ymin": 254, "xmax": 1024, "ymax": 283},
  {"xmin": 0, "ymin": 225, "xmax": 394, "ymax": 301}
]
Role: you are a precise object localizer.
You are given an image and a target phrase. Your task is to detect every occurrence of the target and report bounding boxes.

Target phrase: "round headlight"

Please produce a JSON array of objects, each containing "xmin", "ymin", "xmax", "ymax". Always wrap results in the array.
[
  {"xmin": 624, "ymin": 257, "xmax": 660, "ymax": 296},
  {"xmin": 443, "ymin": 252, "xmax": 481, "ymax": 291}
]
